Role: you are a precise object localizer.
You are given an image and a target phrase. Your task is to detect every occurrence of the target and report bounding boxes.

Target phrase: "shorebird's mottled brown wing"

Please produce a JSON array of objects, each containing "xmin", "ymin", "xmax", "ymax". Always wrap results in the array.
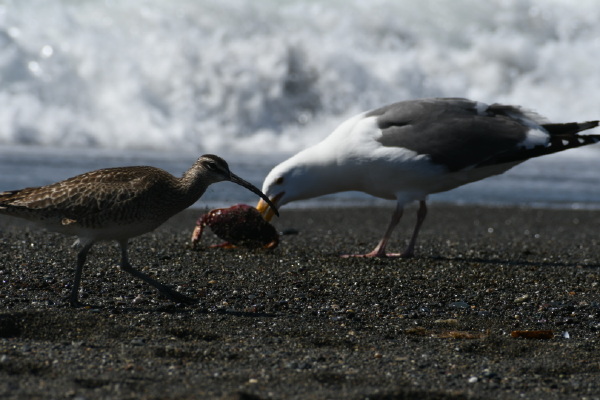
[{"xmin": 0, "ymin": 166, "xmax": 172, "ymax": 225}]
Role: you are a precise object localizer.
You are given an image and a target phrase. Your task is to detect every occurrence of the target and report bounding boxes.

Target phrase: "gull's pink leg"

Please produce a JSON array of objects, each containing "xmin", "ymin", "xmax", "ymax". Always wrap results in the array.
[
  {"xmin": 400, "ymin": 200, "xmax": 427, "ymax": 258},
  {"xmin": 342, "ymin": 201, "xmax": 404, "ymax": 258}
]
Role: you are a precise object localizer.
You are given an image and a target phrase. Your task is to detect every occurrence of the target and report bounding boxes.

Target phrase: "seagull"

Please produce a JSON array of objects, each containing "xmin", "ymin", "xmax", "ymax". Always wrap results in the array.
[
  {"xmin": 256, "ymin": 98, "xmax": 599, "ymax": 258},
  {"xmin": 0, "ymin": 154, "xmax": 278, "ymax": 306}
]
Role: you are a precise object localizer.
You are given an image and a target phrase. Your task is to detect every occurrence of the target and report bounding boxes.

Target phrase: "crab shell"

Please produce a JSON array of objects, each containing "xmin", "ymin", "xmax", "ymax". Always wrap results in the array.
[{"xmin": 191, "ymin": 204, "xmax": 279, "ymax": 249}]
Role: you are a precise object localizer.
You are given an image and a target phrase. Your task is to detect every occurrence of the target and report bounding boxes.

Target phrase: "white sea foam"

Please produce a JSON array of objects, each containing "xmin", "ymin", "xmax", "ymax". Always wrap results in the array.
[{"xmin": 0, "ymin": 0, "xmax": 598, "ymax": 155}]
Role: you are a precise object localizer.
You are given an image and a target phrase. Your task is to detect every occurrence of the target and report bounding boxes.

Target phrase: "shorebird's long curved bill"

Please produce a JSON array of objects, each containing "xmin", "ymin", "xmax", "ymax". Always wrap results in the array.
[{"xmin": 229, "ymin": 173, "xmax": 279, "ymax": 217}]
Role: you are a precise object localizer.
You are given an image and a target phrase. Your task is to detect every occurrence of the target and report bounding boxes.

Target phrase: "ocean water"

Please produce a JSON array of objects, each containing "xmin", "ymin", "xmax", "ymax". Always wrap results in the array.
[{"xmin": 0, "ymin": 0, "xmax": 599, "ymax": 209}]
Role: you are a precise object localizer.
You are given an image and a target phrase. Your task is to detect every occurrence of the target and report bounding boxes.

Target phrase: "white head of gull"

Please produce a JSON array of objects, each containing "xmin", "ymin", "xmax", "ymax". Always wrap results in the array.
[{"xmin": 257, "ymin": 98, "xmax": 599, "ymax": 258}]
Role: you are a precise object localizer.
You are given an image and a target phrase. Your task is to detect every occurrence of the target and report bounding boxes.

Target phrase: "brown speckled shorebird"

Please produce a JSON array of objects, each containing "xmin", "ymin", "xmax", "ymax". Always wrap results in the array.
[{"xmin": 0, "ymin": 154, "xmax": 278, "ymax": 307}]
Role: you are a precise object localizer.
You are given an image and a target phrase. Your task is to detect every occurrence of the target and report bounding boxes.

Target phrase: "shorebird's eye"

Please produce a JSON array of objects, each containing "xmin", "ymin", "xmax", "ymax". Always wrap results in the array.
[
  {"xmin": 275, "ymin": 177, "xmax": 284, "ymax": 185},
  {"xmin": 205, "ymin": 161, "xmax": 218, "ymax": 171}
]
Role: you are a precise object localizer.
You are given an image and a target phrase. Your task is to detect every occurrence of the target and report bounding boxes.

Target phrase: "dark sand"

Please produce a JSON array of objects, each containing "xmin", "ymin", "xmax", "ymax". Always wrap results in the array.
[{"xmin": 1, "ymin": 204, "xmax": 600, "ymax": 399}]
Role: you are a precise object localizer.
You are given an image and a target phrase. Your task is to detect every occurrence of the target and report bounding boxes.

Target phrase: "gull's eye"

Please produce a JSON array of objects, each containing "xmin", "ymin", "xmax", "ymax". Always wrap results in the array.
[{"xmin": 275, "ymin": 177, "xmax": 284, "ymax": 185}]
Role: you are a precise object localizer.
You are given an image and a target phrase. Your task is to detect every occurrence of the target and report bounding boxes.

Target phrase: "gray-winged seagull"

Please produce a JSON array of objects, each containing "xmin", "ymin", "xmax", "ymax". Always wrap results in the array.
[{"xmin": 256, "ymin": 98, "xmax": 599, "ymax": 257}]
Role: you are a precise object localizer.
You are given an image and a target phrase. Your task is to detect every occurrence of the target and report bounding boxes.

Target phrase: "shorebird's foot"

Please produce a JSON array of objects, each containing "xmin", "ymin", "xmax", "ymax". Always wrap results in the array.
[
  {"xmin": 160, "ymin": 287, "xmax": 197, "ymax": 305},
  {"xmin": 68, "ymin": 296, "xmax": 86, "ymax": 308}
]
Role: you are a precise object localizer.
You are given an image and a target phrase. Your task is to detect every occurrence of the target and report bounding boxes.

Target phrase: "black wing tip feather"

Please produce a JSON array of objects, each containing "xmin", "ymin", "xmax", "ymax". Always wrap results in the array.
[
  {"xmin": 543, "ymin": 120, "xmax": 599, "ymax": 136},
  {"xmin": 527, "ymin": 132, "xmax": 600, "ymax": 159},
  {"xmin": 580, "ymin": 120, "xmax": 599, "ymax": 130},
  {"xmin": 553, "ymin": 134, "xmax": 600, "ymax": 148},
  {"xmin": 539, "ymin": 120, "xmax": 600, "ymax": 152},
  {"xmin": 479, "ymin": 131, "xmax": 600, "ymax": 168}
]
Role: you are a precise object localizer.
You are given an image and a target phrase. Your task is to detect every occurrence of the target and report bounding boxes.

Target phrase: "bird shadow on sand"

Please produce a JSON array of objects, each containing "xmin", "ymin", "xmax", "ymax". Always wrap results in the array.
[
  {"xmin": 428, "ymin": 255, "xmax": 600, "ymax": 270},
  {"xmin": 329, "ymin": 251, "xmax": 600, "ymax": 270},
  {"xmin": 52, "ymin": 302, "xmax": 279, "ymax": 319}
]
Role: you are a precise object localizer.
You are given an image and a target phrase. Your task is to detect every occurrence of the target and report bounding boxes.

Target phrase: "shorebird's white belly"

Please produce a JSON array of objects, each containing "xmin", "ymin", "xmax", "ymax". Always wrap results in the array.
[{"xmin": 50, "ymin": 219, "xmax": 165, "ymax": 242}]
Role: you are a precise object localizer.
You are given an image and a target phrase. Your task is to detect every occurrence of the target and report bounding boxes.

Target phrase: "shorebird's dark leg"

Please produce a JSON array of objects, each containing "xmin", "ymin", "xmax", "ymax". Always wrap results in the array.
[
  {"xmin": 117, "ymin": 240, "xmax": 195, "ymax": 305},
  {"xmin": 401, "ymin": 200, "xmax": 427, "ymax": 258},
  {"xmin": 70, "ymin": 240, "xmax": 95, "ymax": 307}
]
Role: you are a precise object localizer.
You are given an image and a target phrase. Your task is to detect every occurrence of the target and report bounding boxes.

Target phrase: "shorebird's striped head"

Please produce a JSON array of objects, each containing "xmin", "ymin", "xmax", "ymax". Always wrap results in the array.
[
  {"xmin": 192, "ymin": 154, "xmax": 279, "ymax": 217},
  {"xmin": 191, "ymin": 154, "xmax": 236, "ymax": 184}
]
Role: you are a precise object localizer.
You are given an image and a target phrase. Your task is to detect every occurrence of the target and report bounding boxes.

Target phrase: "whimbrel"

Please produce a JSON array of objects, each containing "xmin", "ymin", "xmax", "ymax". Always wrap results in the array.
[
  {"xmin": 257, "ymin": 98, "xmax": 599, "ymax": 257},
  {"xmin": 0, "ymin": 154, "xmax": 278, "ymax": 306}
]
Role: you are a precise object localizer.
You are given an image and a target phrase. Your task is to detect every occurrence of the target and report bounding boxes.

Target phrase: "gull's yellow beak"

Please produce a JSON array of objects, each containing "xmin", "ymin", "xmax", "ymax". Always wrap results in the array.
[{"xmin": 256, "ymin": 192, "xmax": 284, "ymax": 222}]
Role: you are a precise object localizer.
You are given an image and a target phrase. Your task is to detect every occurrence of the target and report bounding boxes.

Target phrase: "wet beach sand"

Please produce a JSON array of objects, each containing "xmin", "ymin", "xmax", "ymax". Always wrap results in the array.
[{"xmin": 1, "ymin": 204, "xmax": 600, "ymax": 399}]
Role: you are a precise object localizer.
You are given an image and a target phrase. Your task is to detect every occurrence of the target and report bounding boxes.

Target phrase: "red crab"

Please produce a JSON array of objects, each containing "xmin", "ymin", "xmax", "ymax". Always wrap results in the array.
[{"xmin": 191, "ymin": 204, "xmax": 279, "ymax": 249}]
